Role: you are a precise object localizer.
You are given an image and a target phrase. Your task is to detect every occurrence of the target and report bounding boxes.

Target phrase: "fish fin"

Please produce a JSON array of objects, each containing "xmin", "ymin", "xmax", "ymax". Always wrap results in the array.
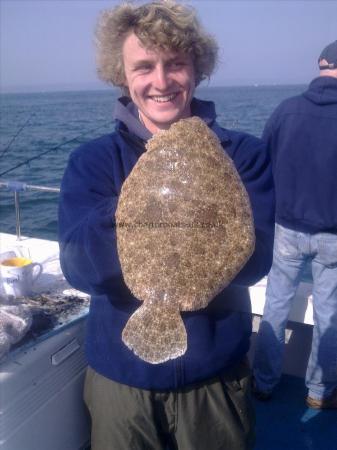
[{"xmin": 122, "ymin": 302, "xmax": 187, "ymax": 364}]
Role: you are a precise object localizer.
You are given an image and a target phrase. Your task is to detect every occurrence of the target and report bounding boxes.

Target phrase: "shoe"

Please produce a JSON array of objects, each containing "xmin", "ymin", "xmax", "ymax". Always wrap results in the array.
[
  {"xmin": 306, "ymin": 389, "xmax": 337, "ymax": 409},
  {"xmin": 251, "ymin": 378, "xmax": 272, "ymax": 401}
]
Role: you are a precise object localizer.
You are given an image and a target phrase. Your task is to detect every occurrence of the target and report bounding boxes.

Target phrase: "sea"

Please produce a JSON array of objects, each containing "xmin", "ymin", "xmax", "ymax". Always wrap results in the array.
[{"xmin": 0, "ymin": 85, "xmax": 305, "ymax": 241}]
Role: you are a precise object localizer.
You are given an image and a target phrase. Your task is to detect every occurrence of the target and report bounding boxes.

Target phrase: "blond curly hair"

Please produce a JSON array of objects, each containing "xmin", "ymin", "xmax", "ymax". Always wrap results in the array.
[{"xmin": 95, "ymin": 0, "xmax": 218, "ymax": 91}]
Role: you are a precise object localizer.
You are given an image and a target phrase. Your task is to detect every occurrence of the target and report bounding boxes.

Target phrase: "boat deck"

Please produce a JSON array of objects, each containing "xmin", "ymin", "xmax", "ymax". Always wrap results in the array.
[
  {"xmin": 1, "ymin": 233, "xmax": 336, "ymax": 450},
  {"xmin": 254, "ymin": 373, "xmax": 337, "ymax": 450}
]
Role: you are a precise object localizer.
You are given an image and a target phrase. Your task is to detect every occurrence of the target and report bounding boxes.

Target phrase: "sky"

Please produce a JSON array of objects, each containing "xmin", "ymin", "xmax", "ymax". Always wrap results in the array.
[{"xmin": 1, "ymin": 0, "xmax": 337, "ymax": 93}]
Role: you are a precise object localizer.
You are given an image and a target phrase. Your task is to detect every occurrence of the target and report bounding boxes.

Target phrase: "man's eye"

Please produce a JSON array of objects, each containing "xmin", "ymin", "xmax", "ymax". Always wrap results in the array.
[
  {"xmin": 171, "ymin": 61, "xmax": 185, "ymax": 69},
  {"xmin": 135, "ymin": 64, "xmax": 152, "ymax": 72}
]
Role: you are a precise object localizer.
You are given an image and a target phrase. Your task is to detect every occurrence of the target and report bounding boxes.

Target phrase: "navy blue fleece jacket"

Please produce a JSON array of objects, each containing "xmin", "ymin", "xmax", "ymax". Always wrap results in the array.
[
  {"xmin": 58, "ymin": 97, "xmax": 275, "ymax": 390},
  {"xmin": 263, "ymin": 76, "xmax": 337, "ymax": 233}
]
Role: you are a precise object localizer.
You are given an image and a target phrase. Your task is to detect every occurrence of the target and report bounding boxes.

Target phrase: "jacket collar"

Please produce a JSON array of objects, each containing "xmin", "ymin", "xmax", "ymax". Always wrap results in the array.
[
  {"xmin": 114, "ymin": 96, "xmax": 231, "ymax": 144},
  {"xmin": 304, "ymin": 76, "xmax": 337, "ymax": 105}
]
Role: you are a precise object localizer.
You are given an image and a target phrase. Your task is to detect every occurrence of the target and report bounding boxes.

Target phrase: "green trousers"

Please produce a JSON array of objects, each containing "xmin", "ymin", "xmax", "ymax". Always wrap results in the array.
[{"xmin": 84, "ymin": 359, "xmax": 255, "ymax": 450}]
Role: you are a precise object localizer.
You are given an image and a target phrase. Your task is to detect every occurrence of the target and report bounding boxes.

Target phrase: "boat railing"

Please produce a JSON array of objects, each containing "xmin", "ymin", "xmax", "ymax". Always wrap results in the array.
[{"xmin": 0, "ymin": 180, "xmax": 60, "ymax": 241}]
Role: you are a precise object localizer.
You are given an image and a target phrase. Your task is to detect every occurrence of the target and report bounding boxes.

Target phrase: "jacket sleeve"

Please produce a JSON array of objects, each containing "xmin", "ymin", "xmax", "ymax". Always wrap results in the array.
[
  {"xmin": 262, "ymin": 120, "xmax": 272, "ymax": 144},
  {"xmin": 58, "ymin": 140, "xmax": 133, "ymax": 304},
  {"xmin": 230, "ymin": 134, "xmax": 275, "ymax": 286},
  {"xmin": 261, "ymin": 106, "xmax": 278, "ymax": 149}
]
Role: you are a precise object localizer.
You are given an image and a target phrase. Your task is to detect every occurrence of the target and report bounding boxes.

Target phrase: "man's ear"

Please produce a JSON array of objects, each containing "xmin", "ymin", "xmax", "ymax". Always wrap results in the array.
[{"xmin": 121, "ymin": 85, "xmax": 130, "ymax": 97}]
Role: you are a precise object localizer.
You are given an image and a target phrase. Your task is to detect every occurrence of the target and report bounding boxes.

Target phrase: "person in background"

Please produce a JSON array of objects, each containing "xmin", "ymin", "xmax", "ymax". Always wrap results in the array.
[
  {"xmin": 253, "ymin": 40, "xmax": 337, "ymax": 409},
  {"xmin": 58, "ymin": 1, "xmax": 274, "ymax": 449}
]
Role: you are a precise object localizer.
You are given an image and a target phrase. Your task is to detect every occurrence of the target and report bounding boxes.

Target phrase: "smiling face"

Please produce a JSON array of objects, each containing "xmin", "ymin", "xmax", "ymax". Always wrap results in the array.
[{"xmin": 122, "ymin": 33, "xmax": 196, "ymax": 134}]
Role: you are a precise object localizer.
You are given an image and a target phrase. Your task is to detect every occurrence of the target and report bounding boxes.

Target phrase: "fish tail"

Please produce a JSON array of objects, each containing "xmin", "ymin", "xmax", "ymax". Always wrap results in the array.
[{"xmin": 122, "ymin": 302, "xmax": 187, "ymax": 364}]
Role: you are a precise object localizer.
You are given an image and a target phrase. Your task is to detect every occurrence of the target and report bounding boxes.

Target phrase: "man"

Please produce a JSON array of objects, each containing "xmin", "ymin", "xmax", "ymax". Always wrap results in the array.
[
  {"xmin": 58, "ymin": 2, "xmax": 274, "ymax": 449},
  {"xmin": 253, "ymin": 40, "xmax": 337, "ymax": 409}
]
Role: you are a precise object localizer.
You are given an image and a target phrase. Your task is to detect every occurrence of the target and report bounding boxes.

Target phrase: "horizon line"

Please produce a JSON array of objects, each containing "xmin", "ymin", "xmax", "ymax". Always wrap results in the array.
[{"xmin": 0, "ymin": 82, "xmax": 307, "ymax": 96}]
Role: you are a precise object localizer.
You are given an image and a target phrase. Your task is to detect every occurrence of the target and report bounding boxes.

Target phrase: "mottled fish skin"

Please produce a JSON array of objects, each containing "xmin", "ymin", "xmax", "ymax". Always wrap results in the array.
[
  {"xmin": 116, "ymin": 117, "xmax": 255, "ymax": 363},
  {"xmin": 122, "ymin": 299, "xmax": 187, "ymax": 364}
]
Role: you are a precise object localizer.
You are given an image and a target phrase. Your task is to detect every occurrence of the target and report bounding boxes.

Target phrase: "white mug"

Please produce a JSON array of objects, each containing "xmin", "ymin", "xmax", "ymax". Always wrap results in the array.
[{"xmin": 0, "ymin": 257, "xmax": 43, "ymax": 298}]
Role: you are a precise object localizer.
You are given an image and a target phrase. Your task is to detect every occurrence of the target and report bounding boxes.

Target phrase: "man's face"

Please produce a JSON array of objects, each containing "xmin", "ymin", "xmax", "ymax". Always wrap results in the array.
[{"xmin": 122, "ymin": 33, "xmax": 196, "ymax": 134}]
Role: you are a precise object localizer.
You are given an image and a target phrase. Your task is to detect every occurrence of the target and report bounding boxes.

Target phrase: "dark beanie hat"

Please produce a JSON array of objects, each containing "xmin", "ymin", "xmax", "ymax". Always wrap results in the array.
[{"xmin": 318, "ymin": 40, "xmax": 337, "ymax": 69}]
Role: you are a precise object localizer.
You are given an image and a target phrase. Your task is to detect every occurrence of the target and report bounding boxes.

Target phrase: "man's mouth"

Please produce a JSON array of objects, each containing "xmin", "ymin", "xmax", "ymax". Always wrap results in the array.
[{"xmin": 150, "ymin": 93, "xmax": 179, "ymax": 103}]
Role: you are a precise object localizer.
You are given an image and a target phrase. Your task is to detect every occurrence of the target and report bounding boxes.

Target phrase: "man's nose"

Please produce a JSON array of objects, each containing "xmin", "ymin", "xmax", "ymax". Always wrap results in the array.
[{"xmin": 154, "ymin": 65, "xmax": 170, "ymax": 90}]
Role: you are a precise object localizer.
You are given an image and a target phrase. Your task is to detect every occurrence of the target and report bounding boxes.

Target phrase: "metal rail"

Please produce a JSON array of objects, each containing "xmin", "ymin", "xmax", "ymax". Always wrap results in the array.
[{"xmin": 0, "ymin": 180, "xmax": 60, "ymax": 240}]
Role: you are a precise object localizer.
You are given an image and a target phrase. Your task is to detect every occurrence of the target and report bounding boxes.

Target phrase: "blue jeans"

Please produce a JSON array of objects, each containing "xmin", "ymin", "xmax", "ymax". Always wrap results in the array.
[{"xmin": 253, "ymin": 224, "xmax": 337, "ymax": 400}]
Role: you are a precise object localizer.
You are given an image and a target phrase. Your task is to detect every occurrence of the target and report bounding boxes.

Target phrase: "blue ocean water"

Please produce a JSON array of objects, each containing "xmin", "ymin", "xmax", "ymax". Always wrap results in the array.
[{"xmin": 0, "ymin": 85, "xmax": 304, "ymax": 240}]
